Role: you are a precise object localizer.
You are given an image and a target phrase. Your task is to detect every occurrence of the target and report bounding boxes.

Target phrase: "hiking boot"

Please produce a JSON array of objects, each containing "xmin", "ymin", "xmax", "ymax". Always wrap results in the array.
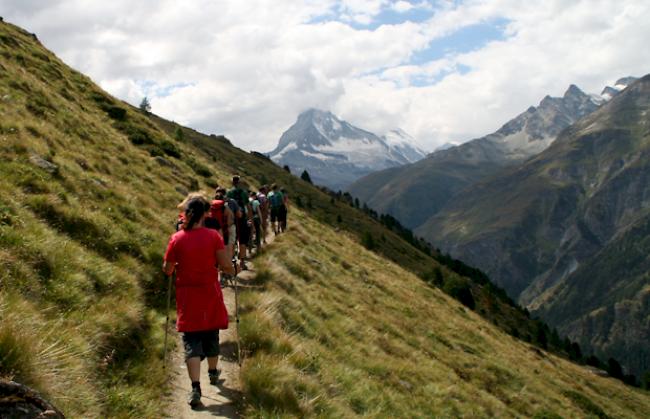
[
  {"xmin": 188, "ymin": 387, "xmax": 201, "ymax": 408},
  {"xmin": 209, "ymin": 369, "xmax": 220, "ymax": 385}
]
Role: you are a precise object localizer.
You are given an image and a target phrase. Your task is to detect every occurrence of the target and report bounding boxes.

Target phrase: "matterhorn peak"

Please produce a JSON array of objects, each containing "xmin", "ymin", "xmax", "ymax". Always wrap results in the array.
[{"xmin": 269, "ymin": 111, "xmax": 426, "ymax": 189}]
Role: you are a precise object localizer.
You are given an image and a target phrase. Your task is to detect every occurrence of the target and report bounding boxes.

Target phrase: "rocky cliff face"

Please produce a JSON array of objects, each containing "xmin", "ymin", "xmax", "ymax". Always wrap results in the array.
[
  {"xmin": 269, "ymin": 109, "xmax": 425, "ymax": 190},
  {"xmin": 420, "ymin": 75, "xmax": 650, "ymax": 375}
]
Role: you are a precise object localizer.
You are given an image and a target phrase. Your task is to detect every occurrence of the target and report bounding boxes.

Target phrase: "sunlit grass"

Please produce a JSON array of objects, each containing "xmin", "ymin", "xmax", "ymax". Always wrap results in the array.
[{"xmin": 238, "ymin": 212, "xmax": 650, "ymax": 417}]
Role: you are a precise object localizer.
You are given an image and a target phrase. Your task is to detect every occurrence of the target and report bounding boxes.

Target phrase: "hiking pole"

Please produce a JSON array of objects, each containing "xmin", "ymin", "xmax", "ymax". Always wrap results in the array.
[
  {"xmin": 163, "ymin": 272, "xmax": 173, "ymax": 370},
  {"xmin": 234, "ymin": 273, "xmax": 242, "ymax": 367}
]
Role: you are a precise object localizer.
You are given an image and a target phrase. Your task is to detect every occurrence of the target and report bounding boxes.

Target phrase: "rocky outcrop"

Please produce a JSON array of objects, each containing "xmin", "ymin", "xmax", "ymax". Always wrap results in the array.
[{"xmin": 0, "ymin": 380, "xmax": 64, "ymax": 418}]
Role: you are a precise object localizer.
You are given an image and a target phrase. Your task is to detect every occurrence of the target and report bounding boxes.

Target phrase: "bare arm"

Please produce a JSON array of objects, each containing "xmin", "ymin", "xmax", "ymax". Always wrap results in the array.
[
  {"xmin": 217, "ymin": 248, "xmax": 235, "ymax": 275},
  {"xmin": 162, "ymin": 260, "xmax": 175, "ymax": 276}
]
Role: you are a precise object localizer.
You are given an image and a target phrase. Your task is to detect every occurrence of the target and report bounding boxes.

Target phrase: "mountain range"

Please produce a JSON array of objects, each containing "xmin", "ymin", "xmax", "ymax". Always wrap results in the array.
[
  {"xmin": 269, "ymin": 109, "xmax": 426, "ymax": 190},
  {"xmin": 348, "ymin": 81, "xmax": 626, "ymax": 229},
  {"xmin": 420, "ymin": 75, "xmax": 650, "ymax": 376}
]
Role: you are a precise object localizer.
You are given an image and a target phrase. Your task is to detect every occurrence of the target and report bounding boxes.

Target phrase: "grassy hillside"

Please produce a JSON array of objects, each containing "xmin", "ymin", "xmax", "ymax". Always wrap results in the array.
[
  {"xmin": 0, "ymin": 20, "xmax": 225, "ymax": 417},
  {"xmin": 1, "ymin": 18, "xmax": 649, "ymax": 417},
  {"xmin": 237, "ymin": 210, "xmax": 650, "ymax": 417}
]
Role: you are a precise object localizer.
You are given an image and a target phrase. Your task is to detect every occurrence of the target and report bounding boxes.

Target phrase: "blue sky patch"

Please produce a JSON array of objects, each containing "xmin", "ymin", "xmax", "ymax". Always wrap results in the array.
[
  {"xmin": 409, "ymin": 17, "xmax": 510, "ymax": 65},
  {"xmin": 137, "ymin": 80, "xmax": 195, "ymax": 98}
]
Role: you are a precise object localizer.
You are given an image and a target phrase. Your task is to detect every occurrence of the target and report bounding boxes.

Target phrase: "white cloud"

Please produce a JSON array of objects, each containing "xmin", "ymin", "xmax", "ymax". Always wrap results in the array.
[
  {"xmin": 391, "ymin": 1, "xmax": 415, "ymax": 13},
  {"xmin": 2, "ymin": 0, "xmax": 649, "ymax": 152}
]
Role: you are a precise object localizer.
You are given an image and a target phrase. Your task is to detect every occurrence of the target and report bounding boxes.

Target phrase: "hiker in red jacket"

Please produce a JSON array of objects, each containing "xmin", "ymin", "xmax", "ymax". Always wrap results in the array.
[{"xmin": 163, "ymin": 193, "xmax": 235, "ymax": 407}]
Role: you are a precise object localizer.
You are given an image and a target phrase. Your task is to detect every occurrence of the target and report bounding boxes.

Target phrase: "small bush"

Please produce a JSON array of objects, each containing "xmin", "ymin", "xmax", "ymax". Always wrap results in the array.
[
  {"xmin": 443, "ymin": 278, "xmax": 475, "ymax": 310},
  {"xmin": 159, "ymin": 139, "xmax": 180, "ymax": 158},
  {"xmin": 106, "ymin": 106, "xmax": 127, "ymax": 121},
  {"xmin": 532, "ymin": 410, "xmax": 564, "ymax": 419},
  {"xmin": 362, "ymin": 231, "xmax": 375, "ymax": 250},
  {"xmin": 185, "ymin": 157, "xmax": 212, "ymax": 178},
  {"xmin": 174, "ymin": 126, "xmax": 184, "ymax": 142},
  {"xmin": 563, "ymin": 390, "xmax": 609, "ymax": 418}
]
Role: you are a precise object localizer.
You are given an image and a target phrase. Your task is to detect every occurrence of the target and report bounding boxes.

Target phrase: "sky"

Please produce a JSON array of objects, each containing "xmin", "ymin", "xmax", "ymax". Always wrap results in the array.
[{"xmin": 2, "ymin": 0, "xmax": 649, "ymax": 152}]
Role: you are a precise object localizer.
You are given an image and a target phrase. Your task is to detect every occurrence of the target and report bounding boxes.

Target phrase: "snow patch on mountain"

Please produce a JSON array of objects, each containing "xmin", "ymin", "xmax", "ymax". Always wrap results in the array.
[
  {"xmin": 273, "ymin": 142, "xmax": 297, "ymax": 159},
  {"xmin": 382, "ymin": 129, "xmax": 428, "ymax": 163}
]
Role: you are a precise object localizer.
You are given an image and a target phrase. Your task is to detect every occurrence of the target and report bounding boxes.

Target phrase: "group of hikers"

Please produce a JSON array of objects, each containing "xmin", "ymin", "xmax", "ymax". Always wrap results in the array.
[{"xmin": 162, "ymin": 175, "xmax": 289, "ymax": 407}]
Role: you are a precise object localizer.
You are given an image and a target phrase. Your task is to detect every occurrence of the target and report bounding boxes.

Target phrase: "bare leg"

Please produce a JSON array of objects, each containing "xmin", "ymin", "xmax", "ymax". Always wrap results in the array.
[
  {"xmin": 207, "ymin": 356, "xmax": 218, "ymax": 370},
  {"xmin": 239, "ymin": 244, "xmax": 247, "ymax": 267},
  {"xmin": 187, "ymin": 357, "xmax": 201, "ymax": 382}
]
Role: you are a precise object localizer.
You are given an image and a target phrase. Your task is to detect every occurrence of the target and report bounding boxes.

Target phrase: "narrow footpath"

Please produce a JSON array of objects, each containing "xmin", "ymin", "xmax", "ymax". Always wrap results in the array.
[{"xmin": 164, "ymin": 234, "xmax": 275, "ymax": 418}]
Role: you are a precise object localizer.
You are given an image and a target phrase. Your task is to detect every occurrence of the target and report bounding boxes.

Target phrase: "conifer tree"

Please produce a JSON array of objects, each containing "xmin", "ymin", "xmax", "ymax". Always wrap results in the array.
[
  {"xmin": 300, "ymin": 170, "xmax": 312, "ymax": 184},
  {"xmin": 139, "ymin": 96, "xmax": 151, "ymax": 113},
  {"xmin": 174, "ymin": 126, "xmax": 184, "ymax": 142}
]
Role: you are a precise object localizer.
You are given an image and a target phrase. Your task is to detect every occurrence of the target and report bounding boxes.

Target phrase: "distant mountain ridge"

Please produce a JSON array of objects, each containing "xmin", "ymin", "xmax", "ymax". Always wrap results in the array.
[
  {"xmin": 269, "ymin": 109, "xmax": 426, "ymax": 190},
  {"xmin": 349, "ymin": 81, "xmax": 613, "ymax": 229},
  {"xmin": 419, "ymin": 75, "xmax": 650, "ymax": 376}
]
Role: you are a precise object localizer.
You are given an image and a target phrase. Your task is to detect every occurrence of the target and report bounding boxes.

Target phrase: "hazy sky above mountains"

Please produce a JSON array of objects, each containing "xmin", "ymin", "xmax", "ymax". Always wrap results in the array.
[{"xmin": 3, "ymin": 0, "xmax": 649, "ymax": 151}]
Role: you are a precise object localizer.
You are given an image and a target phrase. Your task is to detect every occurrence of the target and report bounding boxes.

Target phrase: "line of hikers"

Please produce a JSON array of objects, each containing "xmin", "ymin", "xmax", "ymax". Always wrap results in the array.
[{"xmin": 163, "ymin": 175, "xmax": 289, "ymax": 407}]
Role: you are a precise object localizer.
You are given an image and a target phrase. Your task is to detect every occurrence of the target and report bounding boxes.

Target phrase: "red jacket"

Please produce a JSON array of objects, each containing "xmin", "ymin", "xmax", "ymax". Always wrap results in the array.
[{"xmin": 164, "ymin": 227, "xmax": 228, "ymax": 331}]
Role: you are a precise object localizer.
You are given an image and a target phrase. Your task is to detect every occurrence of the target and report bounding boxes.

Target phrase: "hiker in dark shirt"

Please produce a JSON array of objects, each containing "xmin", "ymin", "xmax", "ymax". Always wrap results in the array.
[
  {"xmin": 267, "ymin": 184, "xmax": 284, "ymax": 235},
  {"xmin": 249, "ymin": 191, "xmax": 263, "ymax": 252},
  {"xmin": 227, "ymin": 175, "xmax": 253, "ymax": 270}
]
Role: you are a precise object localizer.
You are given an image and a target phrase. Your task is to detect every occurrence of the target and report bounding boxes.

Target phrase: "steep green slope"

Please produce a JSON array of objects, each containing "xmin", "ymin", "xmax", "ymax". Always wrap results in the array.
[
  {"xmin": 0, "ymin": 20, "xmax": 228, "ymax": 417},
  {"xmin": 420, "ymin": 75, "xmax": 650, "ymax": 376},
  {"xmin": 237, "ymin": 210, "xmax": 650, "ymax": 417}
]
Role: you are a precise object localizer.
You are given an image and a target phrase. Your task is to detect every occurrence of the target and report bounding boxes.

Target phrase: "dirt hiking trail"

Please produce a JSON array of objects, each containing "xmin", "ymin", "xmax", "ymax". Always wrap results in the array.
[{"xmin": 164, "ymin": 234, "xmax": 276, "ymax": 418}]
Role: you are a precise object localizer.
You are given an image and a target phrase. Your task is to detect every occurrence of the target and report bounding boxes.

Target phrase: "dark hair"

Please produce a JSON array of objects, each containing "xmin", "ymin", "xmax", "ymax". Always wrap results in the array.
[
  {"xmin": 183, "ymin": 195, "xmax": 210, "ymax": 230},
  {"xmin": 232, "ymin": 175, "xmax": 240, "ymax": 185},
  {"xmin": 271, "ymin": 183, "xmax": 277, "ymax": 190}
]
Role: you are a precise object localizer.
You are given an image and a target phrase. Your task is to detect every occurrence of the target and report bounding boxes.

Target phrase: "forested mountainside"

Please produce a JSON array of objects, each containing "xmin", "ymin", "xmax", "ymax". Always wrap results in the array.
[
  {"xmin": 1, "ymin": 19, "xmax": 649, "ymax": 417},
  {"xmin": 421, "ymin": 75, "xmax": 650, "ymax": 377}
]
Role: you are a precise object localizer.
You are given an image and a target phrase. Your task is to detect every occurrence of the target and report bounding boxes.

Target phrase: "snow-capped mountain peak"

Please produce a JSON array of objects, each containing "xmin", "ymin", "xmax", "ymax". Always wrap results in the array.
[{"xmin": 269, "ymin": 110, "xmax": 426, "ymax": 189}]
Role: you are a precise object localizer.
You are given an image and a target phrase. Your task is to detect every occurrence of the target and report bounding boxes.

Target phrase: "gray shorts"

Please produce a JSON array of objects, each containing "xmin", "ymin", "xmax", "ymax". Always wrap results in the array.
[{"xmin": 182, "ymin": 330, "xmax": 220, "ymax": 361}]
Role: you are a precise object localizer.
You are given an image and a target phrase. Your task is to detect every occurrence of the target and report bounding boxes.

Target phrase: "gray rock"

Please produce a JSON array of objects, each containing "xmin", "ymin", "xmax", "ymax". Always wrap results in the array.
[
  {"xmin": 29, "ymin": 155, "xmax": 58, "ymax": 174},
  {"xmin": 0, "ymin": 380, "xmax": 64, "ymax": 419},
  {"xmin": 154, "ymin": 156, "xmax": 174, "ymax": 167}
]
